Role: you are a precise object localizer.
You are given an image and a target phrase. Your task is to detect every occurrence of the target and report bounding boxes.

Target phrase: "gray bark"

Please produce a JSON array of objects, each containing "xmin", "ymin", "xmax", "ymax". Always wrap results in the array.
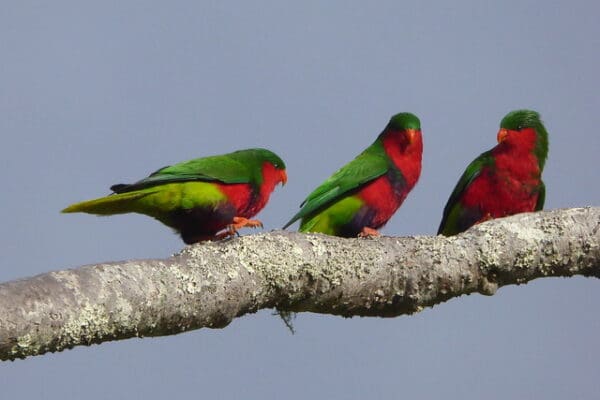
[{"xmin": 0, "ymin": 207, "xmax": 598, "ymax": 361}]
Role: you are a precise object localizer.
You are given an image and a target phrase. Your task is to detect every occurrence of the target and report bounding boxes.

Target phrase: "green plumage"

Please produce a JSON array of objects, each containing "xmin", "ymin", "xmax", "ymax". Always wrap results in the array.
[
  {"xmin": 63, "ymin": 148, "xmax": 286, "ymax": 243},
  {"xmin": 109, "ymin": 148, "xmax": 285, "ymax": 193},
  {"xmin": 437, "ymin": 151, "xmax": 495, "ymax": 233},
  {"xmin": 283, "ymin": 140, "xmax": 389, "ymax": 230}
]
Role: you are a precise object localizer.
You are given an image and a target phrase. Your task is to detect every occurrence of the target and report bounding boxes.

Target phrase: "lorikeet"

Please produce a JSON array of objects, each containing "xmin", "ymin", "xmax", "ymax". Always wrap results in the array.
[
  {"xmin": 283, "ymin": 112, "xmax": 423, "ymax": 237},
  {"xmin": 437, "ymin": 109, "xmax": 549, "ymax": 236},
  {"xmin": 63, "ymin": 148, "xmax": 287, "ymax": 244}
]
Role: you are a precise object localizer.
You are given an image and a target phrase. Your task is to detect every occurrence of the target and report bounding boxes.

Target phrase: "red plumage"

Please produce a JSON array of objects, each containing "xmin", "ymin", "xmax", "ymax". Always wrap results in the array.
[
  {"xmin": 461, "ymin": 127, "xmax": 541, "ymax": 218},
  {"xmin": 357, "ymin": 128, "xmax": 423, "ymax": 228},
  {"xmin": 438, "ymin": 109, "xmax": 549, "ymax": 236}
]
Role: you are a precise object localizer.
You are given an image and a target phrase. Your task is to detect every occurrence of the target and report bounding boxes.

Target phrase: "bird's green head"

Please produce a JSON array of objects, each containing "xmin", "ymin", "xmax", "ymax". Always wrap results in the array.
[
  {"xmin": 252, "ymin": 148, "xmax": 286, "ymax": 170},
  {"xmin": 232, "ymin": 148, "xmax": 287, "ymax": 186},
  {"xmin": 381, "ymin": 112, "xmax": 422, "ymax": 147},
  {"xmin": 229, "ymin": 148, "xmax": 284, "ymax": 169},
  {"xmin": 499, "ymin": 109, "xmax": 549, "ymax": 169},
  {"xmin": 386, "ymin": 112, "xmax": 421, "ymax": 131}
]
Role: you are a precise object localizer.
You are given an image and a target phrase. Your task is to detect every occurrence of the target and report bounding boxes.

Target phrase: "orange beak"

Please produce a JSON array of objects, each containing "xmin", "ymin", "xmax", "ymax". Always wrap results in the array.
[
  {"xmin": 279, "ymin": 169, "xmax": 288, "ymax": 185},
  {"xmin": 405, "ymin": 128, "xmax": 419, "ymax": 144},
  {"xmin": 497, "ymin": 128, "xmax": 509, "ymax": 143}
]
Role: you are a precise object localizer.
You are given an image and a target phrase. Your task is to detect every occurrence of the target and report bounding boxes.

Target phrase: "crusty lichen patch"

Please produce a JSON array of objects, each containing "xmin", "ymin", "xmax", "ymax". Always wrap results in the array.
[{"xmin": 61, "ymin": 303, "xmax": 112, "ymax": 345}]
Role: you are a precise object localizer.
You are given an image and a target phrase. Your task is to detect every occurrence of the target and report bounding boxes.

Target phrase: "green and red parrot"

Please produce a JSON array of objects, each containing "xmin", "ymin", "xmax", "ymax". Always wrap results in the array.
[
  {"xmin": 63, "ymin": 148, "xmax": 287, "ymax": 244},
  {"xmin": 437, "ymin": 109, "xmax": 549, "ymax": 236},
  {"xmin": 283, "ymin": 112, "xmax": 423, "ymax": 237}
]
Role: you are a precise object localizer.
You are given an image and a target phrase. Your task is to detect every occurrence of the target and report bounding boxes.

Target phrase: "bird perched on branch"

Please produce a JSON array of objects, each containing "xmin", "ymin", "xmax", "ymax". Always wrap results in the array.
[
  {"xmin": 284, "ymin": 112, "xmax": 423, "ymax": 237},
  {"xmin": 63, "ymin": 148, "xmax": 287, "ymax": 244},
  {"xmin": 438, "ymin": 109, "xmax": 548, "ymax": 236}
]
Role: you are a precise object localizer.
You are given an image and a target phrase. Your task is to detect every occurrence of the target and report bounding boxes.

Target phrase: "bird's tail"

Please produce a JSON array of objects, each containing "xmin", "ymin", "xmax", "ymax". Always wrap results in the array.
[{"xmin": 62, "ymin": 191, "xmax": 152, "ymax": 215}]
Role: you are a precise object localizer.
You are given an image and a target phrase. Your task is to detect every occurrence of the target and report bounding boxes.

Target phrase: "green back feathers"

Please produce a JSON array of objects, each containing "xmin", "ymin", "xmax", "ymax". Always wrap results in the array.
[
  {"xmin": 437, "ymin": 151, "xmax": 494, "ymax": 235},
  {"xmin": 500, "ymin": 109, "xmax": 549, "ymax": 170},
  {"xmin": 283, "ymin": 141, "xmax": 389, "ymax": 229},
  {"xmin": 535, "ymin": 182, "xmax": 546, "ymax": 211},
  {"xmin": 112, "ymin": 148, "xmax": 285, "ymax": 193}
]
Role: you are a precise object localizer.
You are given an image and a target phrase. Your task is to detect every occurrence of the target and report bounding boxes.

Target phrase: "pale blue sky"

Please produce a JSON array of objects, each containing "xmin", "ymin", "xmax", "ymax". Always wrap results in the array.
[{"xmin": 1, "ymin": 1, "xmax": 599, "ymax": 399}]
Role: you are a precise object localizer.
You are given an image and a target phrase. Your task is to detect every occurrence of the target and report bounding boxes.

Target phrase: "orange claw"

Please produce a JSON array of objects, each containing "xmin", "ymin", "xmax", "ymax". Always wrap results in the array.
[
  {"xmin": 358, "ymin": 226, "xmax": 381, "ymax": 238},
  {"xmin": 231, "ymin": 216, "xmax": 263, "ymax": 230},
  {"xmin": 214, "ymin": 217, "xmax": 264, "ymax": 240}
]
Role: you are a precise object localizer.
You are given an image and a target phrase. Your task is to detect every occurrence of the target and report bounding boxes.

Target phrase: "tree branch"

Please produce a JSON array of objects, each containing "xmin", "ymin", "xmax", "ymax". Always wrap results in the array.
[{"xmin": 0, "ymin": 207, "xmax": 598, "ymax": 361}]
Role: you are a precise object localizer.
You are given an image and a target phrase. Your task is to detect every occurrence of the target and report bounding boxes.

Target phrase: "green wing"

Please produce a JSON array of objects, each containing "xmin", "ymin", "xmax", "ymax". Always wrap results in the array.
[
  {"xmin": 437, "ymin": 151, "xmax": 495, "ymax": 235},
  {"xmin": 111, "ymin": 152, "xmax": 256, "ymax": 193},
  {"xmin": 283, "ymin": 142, "xmax": 389, "ymax": 229},
  {"xmin": 535, "ymin": 181, "xmax": 545, "ymax": 211}
]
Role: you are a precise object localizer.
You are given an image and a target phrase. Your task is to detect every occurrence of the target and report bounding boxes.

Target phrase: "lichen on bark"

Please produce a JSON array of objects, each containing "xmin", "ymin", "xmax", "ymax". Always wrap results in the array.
[{"xmin": 0, "ymin": 207, "xmax": 598, "ymax": 361}]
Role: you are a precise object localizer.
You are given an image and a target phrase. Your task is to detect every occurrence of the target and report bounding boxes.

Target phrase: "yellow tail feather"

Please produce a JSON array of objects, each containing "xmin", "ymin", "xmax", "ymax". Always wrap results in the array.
[{"xmin": 62, "ymin": 191, "xmax": 152, "ymax": 215}]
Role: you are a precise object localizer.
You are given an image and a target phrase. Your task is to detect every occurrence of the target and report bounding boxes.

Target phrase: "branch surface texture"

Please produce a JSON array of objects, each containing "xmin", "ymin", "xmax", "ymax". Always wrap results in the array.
[{"xmin": 0, "ymin": 207, "xmax": 598, "ymax": 361}]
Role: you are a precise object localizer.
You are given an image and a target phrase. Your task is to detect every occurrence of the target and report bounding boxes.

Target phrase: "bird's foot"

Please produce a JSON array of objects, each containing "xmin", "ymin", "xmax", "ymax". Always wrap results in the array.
[
  {"xmin": 231, "ymin": 216, "xmax": 263, "ymax": 230},
  {"xmin": 215, "ymin": 217, "xmax": 264, "ymax": 240},
  {"xmin": 358, "ymin": 227, "xmax": 381, "ymax": 238}
]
